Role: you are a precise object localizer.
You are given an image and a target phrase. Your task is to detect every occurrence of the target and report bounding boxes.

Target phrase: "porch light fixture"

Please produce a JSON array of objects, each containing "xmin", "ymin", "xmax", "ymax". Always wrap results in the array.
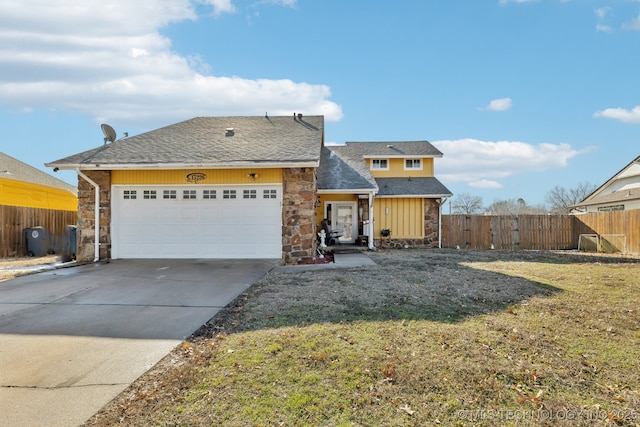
[{"xmin": 247, "ymin": 173, "xmax": 258, "ymax": 181}]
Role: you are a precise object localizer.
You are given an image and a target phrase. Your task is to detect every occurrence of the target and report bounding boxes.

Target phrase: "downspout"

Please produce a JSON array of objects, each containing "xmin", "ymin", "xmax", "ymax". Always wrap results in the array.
[
  {"xmin": 368, "ymin": 192, "xmax": 375, "ymax": 250},
  {"xmin": 437, "ymin": 197, "xmax": 449, "ymax": 249},
  {"xmin": 76, "ymin": 169, "xmax": 100, "ymax": 262}
]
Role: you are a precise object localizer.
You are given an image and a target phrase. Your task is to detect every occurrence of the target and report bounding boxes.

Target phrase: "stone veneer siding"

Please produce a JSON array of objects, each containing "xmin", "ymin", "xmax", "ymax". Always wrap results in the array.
[
  {"xmin": 76, "ymin": 170, "xmax": 111, "ymax": 261},
  {"xmin": 282, "ymin": 167, "xmax": 317, "ymax": 265},
  {"xmin": 376, "ymin": 198, "xmax": 441, "ymax": 249},
  {"xmin": 76, "ymin": 168, "xmax": 317, "ymax": 264}
]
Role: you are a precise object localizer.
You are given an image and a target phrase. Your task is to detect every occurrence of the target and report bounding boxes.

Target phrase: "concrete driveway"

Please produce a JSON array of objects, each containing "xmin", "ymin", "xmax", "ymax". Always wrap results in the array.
[{"xmin": 0, "ymin": 258, "xmax": 278, "ymax": 426}]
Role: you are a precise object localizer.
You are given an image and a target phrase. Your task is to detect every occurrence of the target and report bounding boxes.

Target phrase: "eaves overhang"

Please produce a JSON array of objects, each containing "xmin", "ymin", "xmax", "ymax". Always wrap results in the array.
[
  {"xmin": 318, "ymin": 189, "xmax": 378, "ymax": 195},
  {"xmin": 376, "ymin": 193, "xmax": 452, "ymax": 199},
  {"xmin": 363, "ymin": 154, "xmax": 443, "ymax": 159},
  {"xmin": 571, "ymin": 195, "xmax": 640, "ymax": 208},
  {"xmin": 46, "ymin": 160, "xmax": 320, "ymax": 171}
]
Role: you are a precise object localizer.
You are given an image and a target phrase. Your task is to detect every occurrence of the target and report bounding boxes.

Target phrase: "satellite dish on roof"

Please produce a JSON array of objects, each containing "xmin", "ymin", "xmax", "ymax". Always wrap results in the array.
[{"xmin": 101, "ymin": 123, "xmax": 117, "ymax": 144}]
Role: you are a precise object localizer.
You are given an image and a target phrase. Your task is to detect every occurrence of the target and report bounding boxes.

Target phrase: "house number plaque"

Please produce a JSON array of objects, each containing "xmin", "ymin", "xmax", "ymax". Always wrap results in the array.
[{"xmin": 186, "ymin": 172, "xmax": 207, "ymax": 184}]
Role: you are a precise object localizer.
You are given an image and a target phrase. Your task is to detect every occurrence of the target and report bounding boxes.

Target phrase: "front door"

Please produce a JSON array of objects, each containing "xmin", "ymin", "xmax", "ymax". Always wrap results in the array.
[{"xmin": 326, "ymin": 202, "xmax": 357, "ymax": 244}]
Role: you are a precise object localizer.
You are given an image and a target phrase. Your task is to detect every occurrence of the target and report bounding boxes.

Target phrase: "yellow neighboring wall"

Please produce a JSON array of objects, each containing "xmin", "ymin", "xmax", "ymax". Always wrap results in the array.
[
  {"xmin": 112, "ymin": 168, "xmax": 283, "ymax": 185},
  {"xmin": 0, "ymin": 177, "xmax": 77, "ymax": 211}
]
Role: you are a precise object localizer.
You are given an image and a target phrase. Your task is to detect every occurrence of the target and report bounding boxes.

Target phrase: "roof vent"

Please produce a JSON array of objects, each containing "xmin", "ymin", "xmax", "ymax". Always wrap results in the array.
[
  {"xmin": 297, "ymin": 113, "xmax": 303, "ymax": 120},
  {"xmin": 387, "ymin": 144, "xmax": 393, "ymax": 148},
  {"xmin": 225, "ymin": 128, "xmax": 234, "ymax": 136}
]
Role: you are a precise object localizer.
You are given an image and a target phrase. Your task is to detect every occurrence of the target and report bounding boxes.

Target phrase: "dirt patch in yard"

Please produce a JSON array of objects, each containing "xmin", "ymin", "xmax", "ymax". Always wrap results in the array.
[
  {"xmin": 0, "ymin": 255, "xmax": 59, "ymax": 281},
  {"xmin": 84, "ymin": 249, "xmax": 640, "ymax": 426}
]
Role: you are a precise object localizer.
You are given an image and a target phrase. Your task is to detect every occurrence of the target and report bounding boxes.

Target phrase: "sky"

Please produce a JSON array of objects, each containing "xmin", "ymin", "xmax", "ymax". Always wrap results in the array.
[{"xmin": 1, "ymin": 0, "xmax": 639, "ymax": 208}]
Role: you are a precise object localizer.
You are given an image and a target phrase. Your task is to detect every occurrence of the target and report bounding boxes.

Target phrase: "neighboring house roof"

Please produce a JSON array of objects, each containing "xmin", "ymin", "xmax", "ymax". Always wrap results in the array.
[
  {"xmin": 46, "ymin": 115, "xmax": 324, "ymax": 170},
  {"xmin": 0, "ymin": 152, "xmax": 77, "ymax": 194},
  {"xmin": 342, "ymin": 141, "xmax": 443, "ymax": 158},
  {"xmin": 573, "ymin": 155, "xmax": 640, "ymax": 209},
  {"xmin": 376, "ymin": 177, "xmax": 452, "ymax": 198},
  {"xmin": 317, "ymin": 146, "xmax": 378, "ymax": 192}
]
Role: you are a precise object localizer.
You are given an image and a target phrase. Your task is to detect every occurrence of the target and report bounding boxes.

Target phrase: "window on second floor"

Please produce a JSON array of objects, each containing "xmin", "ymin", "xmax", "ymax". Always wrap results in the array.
[
  {"xmin": 404, "ymin": 159, "xmax": 422, "ymax": 170},
  {"xmin": 371, "ymin": 159, "xmax": 389, "ymax": 170}
]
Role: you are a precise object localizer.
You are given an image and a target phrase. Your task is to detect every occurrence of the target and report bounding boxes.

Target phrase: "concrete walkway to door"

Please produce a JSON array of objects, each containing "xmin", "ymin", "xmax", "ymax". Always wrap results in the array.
[{"xmin": 0, "ymin": 258, "xmax": 278, "ymax": 427}]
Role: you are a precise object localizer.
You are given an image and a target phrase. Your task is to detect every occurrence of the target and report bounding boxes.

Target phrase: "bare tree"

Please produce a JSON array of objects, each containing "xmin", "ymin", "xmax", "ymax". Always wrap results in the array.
[
  {"xmin": 486, "ymin": 198, "xmax": 547, "ymax": 215},
  {"xmin": 450, "ymin": 193, "xmax": 484, "ymax": 214},
  {"xmin": 545, "ymin": 182, "xmax": 597, "ymax": 214}
]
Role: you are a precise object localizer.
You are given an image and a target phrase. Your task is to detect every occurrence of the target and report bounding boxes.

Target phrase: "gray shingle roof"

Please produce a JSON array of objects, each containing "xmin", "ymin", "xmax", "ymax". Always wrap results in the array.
[
  {"xmin": 0, "ymin": 152, "xmax": 77, "ymax": 194},
  {"xmin": 575, "ymin": 187, "xmax": 640, "ymax": 207},
  {"xmin": 376, "ymin": 177, "xmax": 452, "ymax": 197},
  {"xmin": 343, "ymin": 141, "xmax": 443, "ymax": 157},
  {"xmin": 47, "ymin": 115, "xmax": 324, "ymax": 169},
  {"xmin": 317, "ymin": 141, "xmax": 450, "ymax": 196},
  {"xmin": 317, "ymin": 146, "xmax": 377, "ymax": 191}
]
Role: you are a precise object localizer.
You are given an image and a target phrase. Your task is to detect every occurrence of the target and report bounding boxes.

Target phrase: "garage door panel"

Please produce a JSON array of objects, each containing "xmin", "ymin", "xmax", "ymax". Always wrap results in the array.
[
  {"xmin": 112, "ymin": 185, "xmax": 283, "ymax": 259},
  {"xmin": 180, "ymin": 207, "xmax": 201, "ymax": 221}
]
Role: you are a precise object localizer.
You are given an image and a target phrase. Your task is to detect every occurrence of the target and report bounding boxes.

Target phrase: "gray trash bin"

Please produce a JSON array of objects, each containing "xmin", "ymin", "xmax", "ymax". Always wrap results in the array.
[
  {"xmin": 25, "ymin": 226, "xmax": 49, "ymax": 257},
  {"xmin": 62, "ymin": 225, "xmax": 77, "ymax": 262}
]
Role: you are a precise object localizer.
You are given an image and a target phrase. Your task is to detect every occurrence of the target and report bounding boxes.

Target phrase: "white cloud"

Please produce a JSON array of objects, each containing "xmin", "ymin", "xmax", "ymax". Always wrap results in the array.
[
  {"xmin": 198, "ymin": 0, "xmax": 236, "ymax": 16},
  {"xmin": 594, "ymin": 7, "xmax": 613, "ymax": 32},
  {"xmin": 469, "ymin": 180, "xmax": 503, "ymax": 189},
  {"xmin": 264, "ymin": 0, "xmax": 297, "ymax": 6},
  {"xmin": 499, "ymin": 0, "xmax": 538, "ymax": 4},
  {"xmin": 623, "ymin": 14, "xmax": 640, "ymax": 30},
  {"xmin": 433, "ymin": 139, "xmax": 582, "ymax": 185},
  {"xmin": 482, "ymin": 97, "xmax": 513, "ymax": 112},
  {"xmin": 594, "ymin": 106, "xmax": 640, "ymax": 123},
  {"xmin": 595, "ymin": 7, "xmax": 611, "ymax": 19},
  {"xmin": 0, "ymin": 0, "xmax": 342, "ymax": 128}
]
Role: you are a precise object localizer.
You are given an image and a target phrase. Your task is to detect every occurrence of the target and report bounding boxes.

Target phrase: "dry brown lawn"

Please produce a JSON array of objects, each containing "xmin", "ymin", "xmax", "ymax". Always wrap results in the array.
[
  {"xmin": 0, "ymin": 255, "xmax": 59, "ymax": 281},
  {"xmin": 73, "ymin": 249, "xmax": 640, "ymax": 426}
]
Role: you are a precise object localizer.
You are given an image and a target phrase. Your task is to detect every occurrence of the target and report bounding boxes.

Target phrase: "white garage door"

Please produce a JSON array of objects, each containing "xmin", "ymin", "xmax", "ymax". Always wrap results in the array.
[{"xmin": 111, "ymin": 185, "xmax": 282, "ymax": 259}]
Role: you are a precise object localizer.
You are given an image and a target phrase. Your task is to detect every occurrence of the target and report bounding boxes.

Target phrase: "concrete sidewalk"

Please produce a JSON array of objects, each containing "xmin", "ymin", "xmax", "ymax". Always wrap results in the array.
[
  {"xmin": 273, "ymin": 251, "xmax": 376, "ymax": 272},
  {"xmin": 0, "ymin": 258, "xmax": 277, "ymax": 427}
]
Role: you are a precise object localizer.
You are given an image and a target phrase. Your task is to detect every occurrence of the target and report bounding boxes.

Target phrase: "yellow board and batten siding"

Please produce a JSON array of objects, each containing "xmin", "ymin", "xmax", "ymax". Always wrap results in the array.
[
  {"xmin": 374, "ymin": 198, "xmax": 424, "ymax": 239},
  {"xmin": 0, "ymin": 178, "xmax": 77, "ymax": 211},
  {"xmin": 369, "ymin": 158, "xmax": 434, "ymax": 178},
  {"xmin": 111, "ymin": 169, "xmax": 283, "ymax": 185}
]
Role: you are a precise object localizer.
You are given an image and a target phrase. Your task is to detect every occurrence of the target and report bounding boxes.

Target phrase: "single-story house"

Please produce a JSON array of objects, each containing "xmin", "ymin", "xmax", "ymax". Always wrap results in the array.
[
  {"xmin": 572, "ymin": 155, "xmax": 640, "ymax": 213},
  {"xmin": 46, "ymin": 115, "xmax": 452, "ymax": 264}
]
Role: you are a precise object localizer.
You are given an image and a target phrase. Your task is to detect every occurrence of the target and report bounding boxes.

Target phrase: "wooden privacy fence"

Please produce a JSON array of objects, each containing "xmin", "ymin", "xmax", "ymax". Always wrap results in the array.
[
  {"xmin": 443, "ymin": 211, "xmax": 640, "ymax": 254},
  {"xmin": 0, "ymin": 205, "xmax": 77, "ymax": 257},
  {"xmin": 573, "ymin": 210, "xmax": 640, "ymax": 255}
]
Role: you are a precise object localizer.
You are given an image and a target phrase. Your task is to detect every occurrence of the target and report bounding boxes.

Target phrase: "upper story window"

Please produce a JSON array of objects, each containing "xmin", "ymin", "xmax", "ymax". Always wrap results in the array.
[
  {"xmin": 404, "ymin": 159, "xmax": 422, "ymax": 170},
  {"xmin": 371, "ymin": 159, "xmax": 389, "ymax": 170},
  {"xmin": 597, "ymin": 204, "xmax": 624, "ymax": 212}
]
